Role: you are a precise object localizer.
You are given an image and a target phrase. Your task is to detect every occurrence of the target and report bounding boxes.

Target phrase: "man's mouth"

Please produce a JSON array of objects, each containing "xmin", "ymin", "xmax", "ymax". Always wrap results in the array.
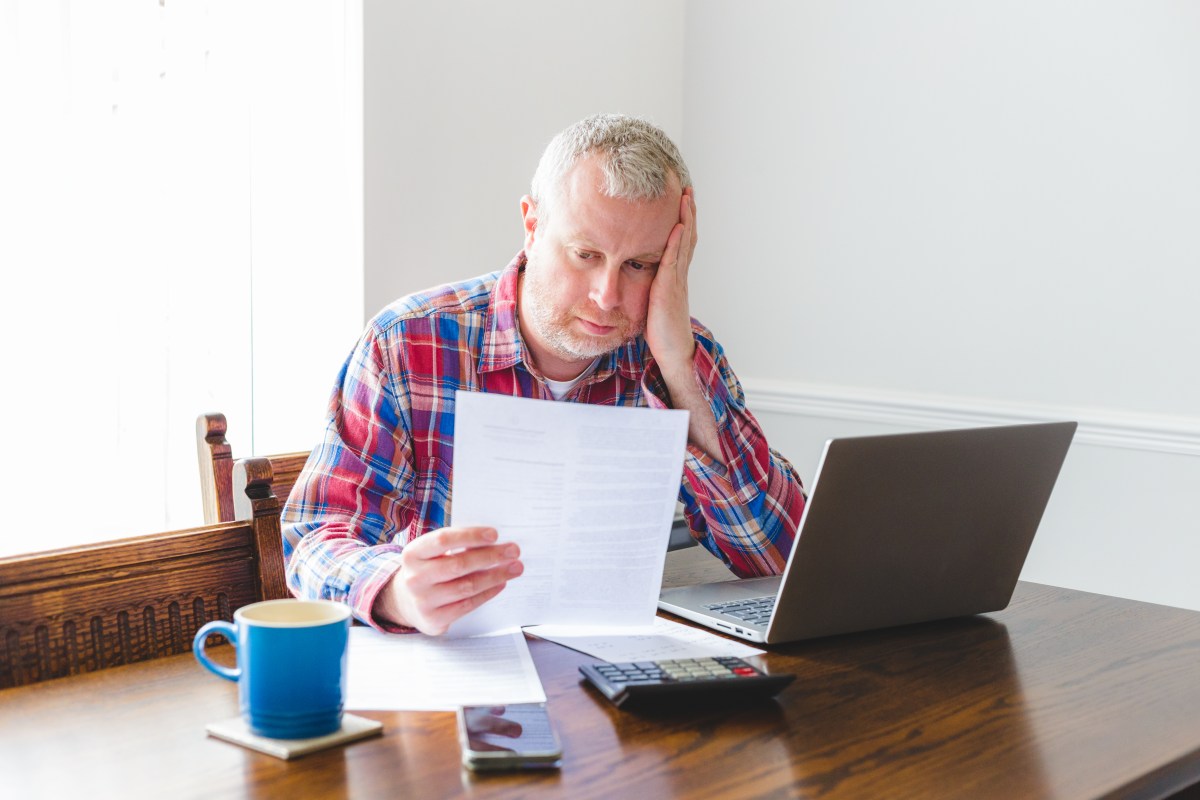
[{"xmin": 577, "ymin": 318, "xmax": 618, "ymax": 336}]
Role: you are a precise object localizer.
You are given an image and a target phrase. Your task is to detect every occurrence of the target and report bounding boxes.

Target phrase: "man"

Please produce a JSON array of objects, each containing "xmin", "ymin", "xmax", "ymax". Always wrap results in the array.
[{"xmin": 283, "ymin": 114, "xmax": 805, "ymax": 635}]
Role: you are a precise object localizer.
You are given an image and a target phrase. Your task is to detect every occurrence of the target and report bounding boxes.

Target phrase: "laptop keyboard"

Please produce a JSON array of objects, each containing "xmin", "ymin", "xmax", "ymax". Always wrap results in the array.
[{"xmin": 704, "ymin": 595, "xmax": 776, "ymax": 627}]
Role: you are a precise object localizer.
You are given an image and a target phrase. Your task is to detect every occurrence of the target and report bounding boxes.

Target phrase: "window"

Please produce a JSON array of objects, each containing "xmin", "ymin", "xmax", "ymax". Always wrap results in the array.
[{"xmin": 0, "ymin": 0, "xmax": 362, "ymax": 555}]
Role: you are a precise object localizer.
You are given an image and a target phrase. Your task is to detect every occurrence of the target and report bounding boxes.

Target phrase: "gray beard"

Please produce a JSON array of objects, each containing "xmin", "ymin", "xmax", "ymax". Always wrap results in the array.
[{"xmin": 521, "ymin": 270, "xmax": 643, "ymax": 361}]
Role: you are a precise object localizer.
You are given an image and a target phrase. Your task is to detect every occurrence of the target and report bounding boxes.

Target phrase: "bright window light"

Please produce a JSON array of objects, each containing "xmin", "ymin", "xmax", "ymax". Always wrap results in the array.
[{"xmin": 0, "ymin": 0, "xmax": 362, "ymax": 555}]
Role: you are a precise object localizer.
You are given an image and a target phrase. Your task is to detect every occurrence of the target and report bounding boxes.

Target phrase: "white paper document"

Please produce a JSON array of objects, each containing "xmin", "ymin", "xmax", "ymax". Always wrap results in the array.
[
  {"xmin": 524, "ymin": 616, "xmax": 766, "ymax": 662},
  {"xmin": 344, "ymin": 628, "xmax": 546, "ymax": 711},
  {"xmin": 448, "ymin": 392, "xmax": 689, "ymax": 637}
]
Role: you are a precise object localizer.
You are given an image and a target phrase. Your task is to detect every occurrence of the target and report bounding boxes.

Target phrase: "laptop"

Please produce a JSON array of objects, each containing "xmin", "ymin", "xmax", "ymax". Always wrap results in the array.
[{"xmin": 658, "ymin": 421, "xmax": 1077, "ymax": 644}]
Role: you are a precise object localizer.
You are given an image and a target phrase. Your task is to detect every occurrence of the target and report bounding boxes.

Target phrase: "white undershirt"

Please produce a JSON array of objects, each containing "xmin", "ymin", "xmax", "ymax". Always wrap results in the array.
[{"xmin": 543, "ymin": 359, "xmax": 600, "ymax": 401}]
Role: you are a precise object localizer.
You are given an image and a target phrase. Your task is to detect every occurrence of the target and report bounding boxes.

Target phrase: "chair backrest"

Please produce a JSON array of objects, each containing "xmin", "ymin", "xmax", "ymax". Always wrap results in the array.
[
  {"xmin": 196, "ymin": 412, "xmax": 311, "ymax": 524},
  {"xmin": 0, "ymin": 457, "xmax": 290, "ymax": 690}
]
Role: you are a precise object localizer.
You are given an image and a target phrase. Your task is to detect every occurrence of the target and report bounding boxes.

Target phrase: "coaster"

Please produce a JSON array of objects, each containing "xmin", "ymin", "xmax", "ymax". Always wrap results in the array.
[{"xmin": 205, "ymin": 713, "xmax": 384, "ymax": 760}]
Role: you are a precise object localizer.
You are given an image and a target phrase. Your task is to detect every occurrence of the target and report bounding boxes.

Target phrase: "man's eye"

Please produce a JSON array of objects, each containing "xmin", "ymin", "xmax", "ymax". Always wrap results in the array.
[
  {"xmin": 575, "ymin": 250, "xmax": 596, "ymax": 260},
  {"xmin": 626, "ymin": 261, "xmax": 646, "ymax": 271}
]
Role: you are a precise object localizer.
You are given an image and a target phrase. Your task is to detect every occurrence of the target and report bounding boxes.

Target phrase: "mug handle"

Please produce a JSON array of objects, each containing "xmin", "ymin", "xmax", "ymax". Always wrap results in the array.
[{"xmin": 193, "ymin": 620, "xmax": 240, "ymax": 682}]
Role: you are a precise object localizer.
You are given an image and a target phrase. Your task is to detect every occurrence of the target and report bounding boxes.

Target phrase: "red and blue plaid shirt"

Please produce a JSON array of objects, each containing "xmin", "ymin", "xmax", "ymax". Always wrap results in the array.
[{"xmin": 282, "ymin": 253, "xmax": 805, "ymax": 629}]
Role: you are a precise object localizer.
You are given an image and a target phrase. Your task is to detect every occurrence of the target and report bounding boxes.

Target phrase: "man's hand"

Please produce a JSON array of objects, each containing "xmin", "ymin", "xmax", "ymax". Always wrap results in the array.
[
  {"xmin": 643, "ymin": 188, "xmax": 724, "ymax": 462},
  {"xmin": 373, "ymin": 526, "xmax": 523, "ymax": 635},
  {"xmin": 643, "ymin": 186, "xmax": 699, "ymax": 374}
]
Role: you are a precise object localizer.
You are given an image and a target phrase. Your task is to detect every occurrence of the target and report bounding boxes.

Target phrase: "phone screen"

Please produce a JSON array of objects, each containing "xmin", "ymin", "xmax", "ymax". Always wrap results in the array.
[{"xmin": 458, "ymin": 703, "xmax": 562, "ymax": 768}]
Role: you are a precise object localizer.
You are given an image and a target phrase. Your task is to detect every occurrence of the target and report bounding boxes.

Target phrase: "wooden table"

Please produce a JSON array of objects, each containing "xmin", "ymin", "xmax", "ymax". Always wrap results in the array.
[{"xmin": 5, "ymin": 548, "xmax": 1200, "ymax": 800}]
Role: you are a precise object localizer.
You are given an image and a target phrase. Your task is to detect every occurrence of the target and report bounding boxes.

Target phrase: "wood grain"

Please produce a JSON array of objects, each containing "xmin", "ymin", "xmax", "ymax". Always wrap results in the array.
[
  {"xmin": 196, "ymin": 411, "xmax": 310, "ymax": 524},
  {"xmin": 3, "ymin": 573, "xmax": 1200, "ymax": 798},
  {"xmin": 197, "ymin": 412, "xmax": 236, "ymax": 525},
  {"xmin": 0, "ymin": 457, "xmax": 288, "ymax": 688}
]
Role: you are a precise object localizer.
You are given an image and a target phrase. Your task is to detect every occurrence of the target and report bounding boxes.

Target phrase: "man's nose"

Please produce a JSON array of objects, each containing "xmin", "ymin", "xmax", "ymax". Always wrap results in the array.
[{"xmin": 589, "ymin": 266, "xmax": 621, "ymax": 311}]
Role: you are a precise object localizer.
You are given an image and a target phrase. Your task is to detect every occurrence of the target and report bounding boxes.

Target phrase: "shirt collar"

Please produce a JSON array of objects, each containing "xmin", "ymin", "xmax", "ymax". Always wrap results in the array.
[{"xmin": 478, "ymin": 252, "xmax": 644, "ymax": 382}]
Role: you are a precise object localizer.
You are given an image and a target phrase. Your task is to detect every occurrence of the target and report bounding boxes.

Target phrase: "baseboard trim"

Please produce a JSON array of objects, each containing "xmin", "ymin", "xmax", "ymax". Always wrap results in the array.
[{"xmin": 740, "ymin": 380, "xmax": 1200, "ymax": 457}]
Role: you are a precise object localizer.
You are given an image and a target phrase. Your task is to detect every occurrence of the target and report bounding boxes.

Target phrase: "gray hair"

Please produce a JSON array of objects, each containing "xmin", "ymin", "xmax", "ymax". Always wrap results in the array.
[{"xmin": 530, "ymin": 114, "xmax": 691, "ymax": 218}]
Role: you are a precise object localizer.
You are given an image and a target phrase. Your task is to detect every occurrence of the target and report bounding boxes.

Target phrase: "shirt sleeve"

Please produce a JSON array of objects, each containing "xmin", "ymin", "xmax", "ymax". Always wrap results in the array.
[
  {"xmin": 280, "ymin": 322, "xmax": 417, "ymax": 632},
  {"xmin": 642, "ymin": 321, "xmax": 805, "ymax": 577}
]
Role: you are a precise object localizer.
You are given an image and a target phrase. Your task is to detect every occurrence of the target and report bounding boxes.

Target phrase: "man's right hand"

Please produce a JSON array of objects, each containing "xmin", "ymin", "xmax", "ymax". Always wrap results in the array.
[{"xmin": 372, "ymin": 526, "xmax": 523, "ymax": 635}]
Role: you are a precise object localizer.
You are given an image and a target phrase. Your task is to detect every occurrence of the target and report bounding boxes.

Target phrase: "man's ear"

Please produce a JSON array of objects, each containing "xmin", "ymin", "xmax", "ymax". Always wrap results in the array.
[{"xmin": 520, "ymin": 195, "xmax": 539, "ymax": 251}]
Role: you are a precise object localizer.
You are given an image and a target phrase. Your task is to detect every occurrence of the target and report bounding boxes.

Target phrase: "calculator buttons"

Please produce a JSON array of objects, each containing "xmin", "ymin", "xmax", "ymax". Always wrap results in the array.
[{"xmin": 579, "ymin": 656, "xmax": 795, "ymax": 709}]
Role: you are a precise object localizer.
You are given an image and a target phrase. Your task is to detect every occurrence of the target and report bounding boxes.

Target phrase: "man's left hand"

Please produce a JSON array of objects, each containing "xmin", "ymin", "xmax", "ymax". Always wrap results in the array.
[
  {"xmin": 642, "ymin": 187, "xmax": 723, "ymax": 462},
  {"xmin": 644, "ymin": 186, "xmax": 698, "ymax": 375}
]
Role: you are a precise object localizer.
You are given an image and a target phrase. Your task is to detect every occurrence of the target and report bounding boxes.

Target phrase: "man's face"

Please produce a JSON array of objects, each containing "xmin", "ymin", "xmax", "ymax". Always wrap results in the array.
[{"xmin": 519, "ymin": 156, "xmax": 682, "ymax": 381}]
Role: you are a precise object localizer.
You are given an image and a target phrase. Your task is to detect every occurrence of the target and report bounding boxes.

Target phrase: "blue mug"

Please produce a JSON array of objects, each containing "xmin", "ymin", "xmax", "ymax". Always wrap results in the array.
[{"xmin": 193, "ymin": 599, "xmax": 352, "ymax": 739}]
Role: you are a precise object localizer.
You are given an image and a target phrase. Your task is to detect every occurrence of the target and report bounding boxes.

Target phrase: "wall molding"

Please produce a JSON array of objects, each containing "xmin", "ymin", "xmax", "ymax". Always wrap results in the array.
[{"xmin": 741, "ymin": 379, "xmax": 1200, "ymax": 457}]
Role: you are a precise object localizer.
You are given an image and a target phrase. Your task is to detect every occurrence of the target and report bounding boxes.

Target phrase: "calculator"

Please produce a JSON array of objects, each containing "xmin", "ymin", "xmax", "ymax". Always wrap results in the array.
[{"xmin": 579, "ymin": 656, "xmax": 795, "ymax": 709}]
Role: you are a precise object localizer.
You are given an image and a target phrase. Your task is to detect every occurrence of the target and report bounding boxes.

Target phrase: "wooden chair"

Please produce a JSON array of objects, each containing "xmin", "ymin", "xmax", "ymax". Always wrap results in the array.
[
  {"xmin": 0, "ymin": 458, "xmax": 290, "ymax": 690},
  {"xmin": 196, "ymin": 412, "xmax": 310, "ymax": 524}
]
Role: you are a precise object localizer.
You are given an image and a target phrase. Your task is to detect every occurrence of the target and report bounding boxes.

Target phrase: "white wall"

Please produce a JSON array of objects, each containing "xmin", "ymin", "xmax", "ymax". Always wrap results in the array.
[
  {"xmin": 683, "ymin": 2, "xmax": 1200, "ymax": 609},
  {"xmin": 363, "ymin": 0, "xmax": 686, "ymax": 314}
]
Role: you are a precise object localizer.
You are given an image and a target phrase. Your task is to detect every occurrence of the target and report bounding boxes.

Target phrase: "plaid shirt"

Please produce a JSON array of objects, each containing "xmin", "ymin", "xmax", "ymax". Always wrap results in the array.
[{"xmin": 282, "ymin": 254, "xmax": 806, "ymax": 629}]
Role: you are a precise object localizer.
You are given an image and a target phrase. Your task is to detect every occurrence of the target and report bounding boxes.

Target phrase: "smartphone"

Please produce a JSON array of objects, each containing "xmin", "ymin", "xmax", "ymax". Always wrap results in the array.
[{"xmin": 457, "ymin": 702, "xmax": 563, "ymax": 771}]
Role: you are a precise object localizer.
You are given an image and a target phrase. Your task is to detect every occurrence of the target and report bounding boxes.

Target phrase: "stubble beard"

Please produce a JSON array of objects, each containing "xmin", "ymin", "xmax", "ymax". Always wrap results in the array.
[{"xmin": 521, "ymin": 263, "xmax": 645, "ymax": 362}]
